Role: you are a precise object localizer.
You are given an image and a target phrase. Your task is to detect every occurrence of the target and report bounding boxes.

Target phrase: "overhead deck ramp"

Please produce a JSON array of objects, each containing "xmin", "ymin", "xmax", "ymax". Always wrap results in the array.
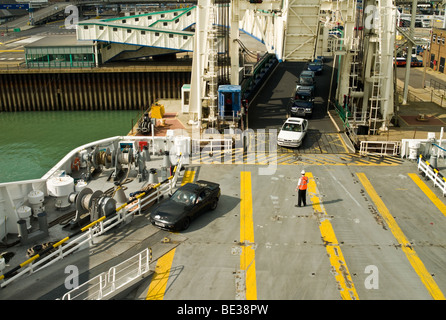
[
  {"xmin": 238, "ymin": 0, "xmax": 322, "ymax": 62},
  {"xmin": 282, "ymin": 0, "xmax": 321, "ymax": 61}
]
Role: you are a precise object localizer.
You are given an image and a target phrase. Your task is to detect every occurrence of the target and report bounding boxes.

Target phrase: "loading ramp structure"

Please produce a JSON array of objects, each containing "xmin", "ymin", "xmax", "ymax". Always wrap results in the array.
[{"xmin": 77, "ymin": 7, "xmax": 197, "ymax": 63}]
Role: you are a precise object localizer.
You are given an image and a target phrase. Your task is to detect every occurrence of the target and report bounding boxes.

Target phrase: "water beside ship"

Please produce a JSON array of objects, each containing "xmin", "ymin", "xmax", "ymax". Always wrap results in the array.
[{"xmin": 0, "ymin": 110, "xmax": 140, "ymax": 183}]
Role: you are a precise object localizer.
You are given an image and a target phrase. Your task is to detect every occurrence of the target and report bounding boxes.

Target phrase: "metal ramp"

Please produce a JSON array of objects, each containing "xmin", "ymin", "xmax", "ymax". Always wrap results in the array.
[{"xmin": 282, "ymin": 0, "xmax": 321, "ymax": 61}]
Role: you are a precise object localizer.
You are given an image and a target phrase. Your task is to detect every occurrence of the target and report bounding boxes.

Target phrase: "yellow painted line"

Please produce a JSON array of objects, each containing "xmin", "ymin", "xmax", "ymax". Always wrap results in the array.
[
  {"xmin": 145, "ymin": 248, "xmax": 176, "ymax": 300},
  {"xmin": 357, "ymin": 173, "xmax": 446, "ymax": 300},
  {"xmin": 336, "ymin": 134, "xmax": 350, "ymax": 153},
  {"xmin": 408, "ymin": 173, "xmax": 446, "ymax": 217},
  {"xmin": 181, "ymin": 169, "xmax": 195, "ymax": 185},
  {"xmin": 307, "ymin": 172, "xmax": 359, "ymax": 300},
  {"xmin": 190, "ymin": 150, "xmax": 401, "ymax": 167},
  {"xmin": 240, "ymin": 171, "xmax": 257, "ymax": 300},
  {"xmin": 47, "ymin": 19, "xmax": 65, "ymax": 25},
  {"xmin": 0, "ymin": 50, "xmax": 24, "ymax": 53}
]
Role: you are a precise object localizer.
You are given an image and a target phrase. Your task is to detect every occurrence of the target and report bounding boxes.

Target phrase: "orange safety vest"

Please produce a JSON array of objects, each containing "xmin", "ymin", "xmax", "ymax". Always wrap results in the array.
[{"xmin": 298, "ymin": 176, "xmax": 308, "ymax": 190}]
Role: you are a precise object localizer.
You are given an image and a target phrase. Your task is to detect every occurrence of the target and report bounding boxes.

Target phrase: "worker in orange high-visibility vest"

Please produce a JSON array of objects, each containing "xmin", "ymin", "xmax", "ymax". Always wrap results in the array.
[{"xmin": 295, "ymin": 170, "xmax": 308, "ymax": 207}]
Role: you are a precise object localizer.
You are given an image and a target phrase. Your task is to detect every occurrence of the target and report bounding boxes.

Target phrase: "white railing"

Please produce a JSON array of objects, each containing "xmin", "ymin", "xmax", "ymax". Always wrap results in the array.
[
  {"xmin": 328, "ymin": 36, "xmax": 360, "ymax": 54},
  {"xmin": 61, "ymin": 248, "xmax": 151, "ymax": 300},
  {"xmin": 192, "ymin": 138, "xmax": 233, "ymax": 155},
  {"xmin": 359, "ymin": 141, "xmax": 401, "ymax": 157},
  {"xmin": 0, "ymin": 155, "xmax": 184, "ymax": 289},
  {"xmin": 417, "ymin": 155, "xmax": 446, "ymax": 197}
]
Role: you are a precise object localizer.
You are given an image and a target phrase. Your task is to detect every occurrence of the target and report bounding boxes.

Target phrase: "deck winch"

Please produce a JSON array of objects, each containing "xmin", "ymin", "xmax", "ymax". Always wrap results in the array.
[
  {"xmin": 78, "ymin": 141, "xmax": 149, "ymax": 183},
  {"xmin": 68, "ymin": 187, "xmax": 116, "ymax": 225},
  {"xmin": 137, "ymin": 112, "xmax": 152, "ymax": 134}
]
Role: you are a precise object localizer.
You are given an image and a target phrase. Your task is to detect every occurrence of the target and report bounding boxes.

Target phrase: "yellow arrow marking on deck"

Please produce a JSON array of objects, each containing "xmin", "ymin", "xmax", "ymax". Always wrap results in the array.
[
  {"xmin": 240, "ymin": 171, "xmax": 257, "ymax": 300},
  {"xmin": 307, "ymin": 172, "xmax": 359, "ymax": 300},
  {"xmin": 145, "ymin": 169, "xmax": 195, "ymax": 300},
  {"xmin": 357, "ymin": 173, "xmax": 445, "ymax": 300},
  {"xmin": 181, "ymin": 169, "xmax": 196, "ymax": 185},
  {"xmin": 408, "ymin": 173, "xmax": 446, "ymax": 217}
]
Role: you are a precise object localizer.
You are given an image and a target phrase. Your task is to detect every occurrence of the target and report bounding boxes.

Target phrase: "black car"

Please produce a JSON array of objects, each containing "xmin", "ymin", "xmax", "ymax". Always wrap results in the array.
[
  {"xmin": 298, "ymin": 70, "xmax": 315, "ymax": 91},
  {"xmin": 289, "ymin": 99, "xmax": 313, "ymax": 118},
  {"xmin": 288, "ymin": 87, "xmax": 314, "ymax": 118},
  {"xmin": 150, "ymin": 180, "xmax": 221, "ymax": 231}
]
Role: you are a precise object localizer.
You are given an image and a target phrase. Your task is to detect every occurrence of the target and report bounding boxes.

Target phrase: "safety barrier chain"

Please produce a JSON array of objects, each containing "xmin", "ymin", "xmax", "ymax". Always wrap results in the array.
[
  {"xmin": 417, "ymin": 154, "xmax": 446, "ymax": 197},
  {"xmin": 0, "ymin": 155, "xmax": 184, "ymax": 288},
  {"xmin": 61, "ymin": 248, "xmax": 152, "ymax": 300}
]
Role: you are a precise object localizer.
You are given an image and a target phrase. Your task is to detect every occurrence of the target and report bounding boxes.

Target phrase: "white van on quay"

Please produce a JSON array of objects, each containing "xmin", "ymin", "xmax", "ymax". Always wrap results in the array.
[{"xmin": 277, "ymin": 117, "xmax": 308, "ymax": 148}]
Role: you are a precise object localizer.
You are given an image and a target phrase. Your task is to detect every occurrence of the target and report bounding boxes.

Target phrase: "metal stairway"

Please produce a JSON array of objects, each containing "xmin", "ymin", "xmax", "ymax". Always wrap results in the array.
[
  {"xmin": 369, "ymin": 33, "xmax": 384, "ymax": 135},
  {"xmin": 395, "ymin": 25, "xmax": 428, "ymax": 47}
]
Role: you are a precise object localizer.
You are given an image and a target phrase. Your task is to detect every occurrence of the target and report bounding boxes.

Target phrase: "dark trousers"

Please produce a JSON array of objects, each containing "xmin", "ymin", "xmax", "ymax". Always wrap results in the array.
[{"xmin": 297, "ymin": 189, "xmax": 307, "ymax": 207}]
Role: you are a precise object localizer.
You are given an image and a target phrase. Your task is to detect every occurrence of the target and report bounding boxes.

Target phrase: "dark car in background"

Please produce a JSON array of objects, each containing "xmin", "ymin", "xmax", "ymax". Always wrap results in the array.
[
  {"xmin": 150, "ymin": 180, "xmax": 221, "ymax": 231},
  {"xmin": 297, "ymin": 70, "xmax": 315, "ymax": 93},
  {"xmin": 411, "ymin": 56, "xmax": 423, "ymax": 67},
  {"xmin": 307, "ymin": 59, "xmax": 324, "ymax": 74},
  {"xmin": 299, "ymin": 70, "xmax": 315, "ymax": 84}
]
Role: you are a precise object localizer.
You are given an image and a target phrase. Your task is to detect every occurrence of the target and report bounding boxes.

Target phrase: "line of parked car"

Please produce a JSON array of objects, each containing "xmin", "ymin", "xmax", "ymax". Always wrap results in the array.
[
  {"xmin": 288, "ymin": 57, "xmax": 322, "ymax": 119},
  {"xmin": 277, "ymin": 57, "xmax": 323, "ymax": 148}
]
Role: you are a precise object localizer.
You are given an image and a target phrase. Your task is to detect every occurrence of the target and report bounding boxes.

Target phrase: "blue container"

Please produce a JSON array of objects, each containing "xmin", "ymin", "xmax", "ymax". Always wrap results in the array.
[{"xmin": 218, "ymin": 85, "xmax": 241, "ymax": 118}]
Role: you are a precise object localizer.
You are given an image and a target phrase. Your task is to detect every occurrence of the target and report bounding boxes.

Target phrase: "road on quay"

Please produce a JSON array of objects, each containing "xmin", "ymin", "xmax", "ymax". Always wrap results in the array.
[{"xmin": 397, "ymin": 64, "xmax": 446, "ymax": 89}]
